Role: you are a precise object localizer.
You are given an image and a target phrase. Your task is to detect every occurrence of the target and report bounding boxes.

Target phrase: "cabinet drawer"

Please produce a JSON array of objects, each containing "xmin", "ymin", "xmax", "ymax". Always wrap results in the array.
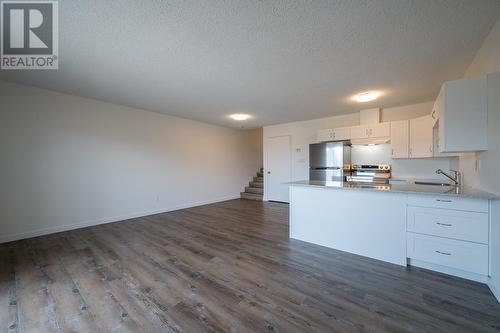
[
  {"xmin": 406, "ymin": 233, "xmax": 488, "ymax": 275},
  {"xmin": 407, "ymin": 195, "xmax": 488, "ymax": 213},
  {"xmin": 407, "ymin": 206, "xmax": 488, "ymax": 244}
]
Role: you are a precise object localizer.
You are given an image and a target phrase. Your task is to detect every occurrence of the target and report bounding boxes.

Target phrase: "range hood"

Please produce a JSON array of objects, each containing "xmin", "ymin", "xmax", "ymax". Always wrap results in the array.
[{"xmin": 351, "ymin": 137, "xmax": 390, "ymax": 145}]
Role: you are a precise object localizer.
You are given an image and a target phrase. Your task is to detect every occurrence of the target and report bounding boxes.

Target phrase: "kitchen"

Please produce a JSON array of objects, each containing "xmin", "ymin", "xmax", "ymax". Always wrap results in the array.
[{"xmin": 264, "ymin": 72, "xmax": 500, "ymax": 301}]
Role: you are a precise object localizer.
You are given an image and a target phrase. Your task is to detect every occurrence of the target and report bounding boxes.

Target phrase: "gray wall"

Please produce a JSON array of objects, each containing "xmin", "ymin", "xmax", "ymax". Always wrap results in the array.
[{"xmin": 0, "ymin": 80, "xmax": 263, "ymax": 242}]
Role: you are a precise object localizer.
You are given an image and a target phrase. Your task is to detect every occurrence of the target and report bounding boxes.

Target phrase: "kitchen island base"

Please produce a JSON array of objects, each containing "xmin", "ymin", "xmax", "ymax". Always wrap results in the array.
[{"xmin": 290, "ymin": 185, "xmax": 407, "ymax": 266}]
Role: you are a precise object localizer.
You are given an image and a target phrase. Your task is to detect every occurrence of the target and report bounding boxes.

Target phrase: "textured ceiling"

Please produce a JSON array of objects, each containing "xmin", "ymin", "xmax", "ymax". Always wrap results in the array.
[{"xmin": 1, "ymin": 0, "xmax": 499, "ymax": 128}]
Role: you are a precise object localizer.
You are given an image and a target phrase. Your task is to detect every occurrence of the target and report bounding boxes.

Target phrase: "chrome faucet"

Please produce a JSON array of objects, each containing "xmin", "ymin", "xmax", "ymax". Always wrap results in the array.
[{"xmin": 436, "ymin": 169, "xmax": 462, "ymax": 186}]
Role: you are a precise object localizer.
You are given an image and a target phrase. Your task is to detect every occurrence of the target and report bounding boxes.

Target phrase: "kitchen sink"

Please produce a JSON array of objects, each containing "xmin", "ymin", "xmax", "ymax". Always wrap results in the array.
[{"xmin": 414, "ymin": 181, "xmax": 454, "ymax": 186}]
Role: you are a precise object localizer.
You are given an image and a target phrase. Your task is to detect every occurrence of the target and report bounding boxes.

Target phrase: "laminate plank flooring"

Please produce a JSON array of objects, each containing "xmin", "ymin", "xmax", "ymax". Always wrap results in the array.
[{"xmin": 1, "ymin": 199, "xmax": 499, "ymax": 332}]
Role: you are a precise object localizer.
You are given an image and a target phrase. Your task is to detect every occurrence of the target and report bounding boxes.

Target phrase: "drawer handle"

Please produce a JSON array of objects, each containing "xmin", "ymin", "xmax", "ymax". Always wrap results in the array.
[
  {"xmin": 436, "ymin": 222, "xmax": 452, "ymax": 227},
  {"xmin": 435, "ymin": 250, "xmax": 451, "ymax": 256},
  {"xmin": 436, "ymin": 199, "xmax": 453, "ymax": 203}
]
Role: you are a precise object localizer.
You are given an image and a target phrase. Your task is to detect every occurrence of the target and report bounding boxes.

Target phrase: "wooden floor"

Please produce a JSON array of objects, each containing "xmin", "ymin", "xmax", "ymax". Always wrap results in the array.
[{"xmin": 1, "ymin": 199, "xmax": 500, "ymax": 332}]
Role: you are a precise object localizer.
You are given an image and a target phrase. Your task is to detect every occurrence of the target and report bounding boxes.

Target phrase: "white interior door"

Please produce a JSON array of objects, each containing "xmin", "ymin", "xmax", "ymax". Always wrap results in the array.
[{"xmin": 267, "ymin": 135, "xmax": 291, "ymax": 203}]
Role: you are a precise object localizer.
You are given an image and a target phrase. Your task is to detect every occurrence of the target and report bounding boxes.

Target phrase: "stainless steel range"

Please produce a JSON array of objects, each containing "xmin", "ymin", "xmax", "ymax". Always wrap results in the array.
[{"xmin": 346, "ymin": 164, "xmax": 391, "ymax": 184}]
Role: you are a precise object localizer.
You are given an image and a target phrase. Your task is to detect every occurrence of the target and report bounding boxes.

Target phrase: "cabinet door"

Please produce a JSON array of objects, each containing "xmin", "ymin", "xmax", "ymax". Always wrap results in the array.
[
  {"xmin": 369, "ymin": 122, "xmax": 390, "ymax": 138},
  {"xmin": 433, "ymin": 126, "xmax": 459, "ymax": 157},
  {"xmin": 440, "ymin": 75, "xmax": 488, "ymax": 152},
  {"xmin": 406, "ymin": 233, "xmax": 488, "ymax": 275},
  {"xmin": 407, "ymin": 206, "xmax": 488, "ymax": 244},
  {"xmin": 317, "ymin": 129, "xmax": 333, "ymax": 142},
  {"xmin": 332, "ymin": 127, "xmax": 351, "ymax": 141},
  {"xmin": 350, "ymin": 125, "xmax": 370, "ymax": 139},
  {"xmin": 390, "ymin": 120, "xmax": 409, "ymax": 158},
  {"xmin": 431, "ymin": 87, "xmax": 443, "ymax": 127},
  {"xmin": 409, "ymin": 115, "xmax": 433, "ymax": 158}
]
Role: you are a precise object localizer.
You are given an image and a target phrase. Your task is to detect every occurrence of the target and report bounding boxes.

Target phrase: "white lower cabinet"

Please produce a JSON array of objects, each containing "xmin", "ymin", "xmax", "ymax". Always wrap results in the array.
[
  {"xmin": 407, "ymin": 206, "xmax": 489, "ymax": 244},
  {"xmin": 407, "ymin": 233, "xmax": 488, "ymax": 275},
  {"xmin": 407, "ymin": 194, "xmax": 489, "ymax": 212},
  {"xmin": 289, "ymin": 185, "xmax": 491, "ymax": 283},
  {"xmin": 406, "ymin": 195, "xmax": 490, "ymax": 280}
]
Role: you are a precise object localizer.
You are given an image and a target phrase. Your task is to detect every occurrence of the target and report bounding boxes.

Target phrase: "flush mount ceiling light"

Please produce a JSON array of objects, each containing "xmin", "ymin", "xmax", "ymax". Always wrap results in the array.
[
  {"xmin": 354, "ymin": 91, "xmax": 381, "ymax": 103},
  {"xmin": 229, "ymin": 113, "xmax": 250, "ymax": 121}
]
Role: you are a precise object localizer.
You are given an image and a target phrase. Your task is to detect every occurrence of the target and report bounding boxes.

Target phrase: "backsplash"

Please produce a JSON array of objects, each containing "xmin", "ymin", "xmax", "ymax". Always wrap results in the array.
[{"xmin": 351, "ymin": 144, "xmax": 453, "ymax": 180}]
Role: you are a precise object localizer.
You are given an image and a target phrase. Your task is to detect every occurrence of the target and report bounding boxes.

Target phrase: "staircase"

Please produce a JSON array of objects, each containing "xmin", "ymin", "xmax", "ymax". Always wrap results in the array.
[{"xmin": 240, "ymin": 168, "xmax": 264, "ymax": 201}]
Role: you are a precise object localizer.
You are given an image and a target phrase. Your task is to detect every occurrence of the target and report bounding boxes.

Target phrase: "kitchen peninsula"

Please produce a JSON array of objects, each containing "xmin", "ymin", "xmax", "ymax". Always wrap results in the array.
[{"xmin": 289, "ymin": 180, "xmax": 497, "ymax": 283}]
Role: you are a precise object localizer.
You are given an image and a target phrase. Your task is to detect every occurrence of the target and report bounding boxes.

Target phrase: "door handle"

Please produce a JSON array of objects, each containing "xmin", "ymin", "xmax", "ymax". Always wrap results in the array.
[{"xmin": 267, "ymin": 171, "xmax": 271, "ymax": 174}]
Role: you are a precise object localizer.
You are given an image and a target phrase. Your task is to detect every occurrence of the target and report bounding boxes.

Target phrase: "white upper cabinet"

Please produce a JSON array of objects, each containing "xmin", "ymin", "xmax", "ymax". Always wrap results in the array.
[
  {"xmin": 332, "ymin": 127, "xmax": 351, "ymax": 141},
  {"xmin": 351, "ymin": 123, "xmax": 390, "ymax": 139},
  {"xmin": 350, "ymin": 125, "xmax": 369, "ymax": 139},
  {"xmin": 317, "ymin": 127, "xmax": 351, "ymax": 142},
  {"xmin": 433, "ymin": 126, "xmax": 459, "ymax": 157},
  {"xmin": 409, "ymin": 115, "xmax": 434, "ymax": 158},
  {"xmin": 317, "ymin": 129, "xmax": 333, "ymax": 142},
  {"xmin": 390, "ymin": 120, "xmax": 409, "ymax": 159},
  {"xmin": 370, "ymin": 123, "xmax": 390, "ymax": 138},
  {"xmin": 437, "ymin": 75, "xmax": 488, "ymax": 153}
]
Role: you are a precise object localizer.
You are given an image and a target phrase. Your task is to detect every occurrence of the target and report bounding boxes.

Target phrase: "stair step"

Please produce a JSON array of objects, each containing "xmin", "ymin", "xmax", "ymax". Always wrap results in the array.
[
  {"xmin": 253, "ymin": 176, "xmax": 264, "ymax": 182},
  {"xmin": 240, "ymin": 192, "xmax": 263, "ymax": 201},
  {"xmin": 245, "ymin": 187, "xmax": 263, "ymax": 194},
  {"xmin": 249, "ymin": 181, "xmax": 263, "ymax": 188}
]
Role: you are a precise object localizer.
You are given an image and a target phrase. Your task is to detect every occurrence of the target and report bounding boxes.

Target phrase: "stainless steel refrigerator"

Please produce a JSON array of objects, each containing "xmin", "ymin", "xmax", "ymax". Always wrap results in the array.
[{"xmin": 309, "ymin": 141, "xmax": 351, "ymax": 181}]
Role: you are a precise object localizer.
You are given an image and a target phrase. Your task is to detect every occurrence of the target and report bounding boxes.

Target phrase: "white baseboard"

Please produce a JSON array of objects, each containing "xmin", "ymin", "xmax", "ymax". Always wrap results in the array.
[
  {"xmin": 0, "ymin": 195, "xmax": 239, "ymax": 244},
  {"xmin": 408, "ymin": 259, "xmax": 488, "ymax": 284},
  {"xmin": 488, "ymin": 278, "xmax": 500, "ymax": 304}
]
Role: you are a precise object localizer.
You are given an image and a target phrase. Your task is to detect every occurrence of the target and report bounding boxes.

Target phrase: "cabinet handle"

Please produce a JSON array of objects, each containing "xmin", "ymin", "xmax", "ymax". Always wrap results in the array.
[
  {"xmin": 436, "ymin": 199, "xmax": 452, "ymax": 203},
  {"xmin": 435, "ymin": 250, "xmax": 451, "ymax": 256},
  {"xmin": 436, "ymin": 222, "xmax": 452, "ymax": 227}
]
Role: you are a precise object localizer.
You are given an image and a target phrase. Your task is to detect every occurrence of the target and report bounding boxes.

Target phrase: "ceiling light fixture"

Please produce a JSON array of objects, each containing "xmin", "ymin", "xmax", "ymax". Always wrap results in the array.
[
  {"xmin": 230, "ymin": 113, "xmax": 250, "ymax": 121},
  {"xmin": 354, "ymin": 91, "xmax": 381, "ymax": 103}
]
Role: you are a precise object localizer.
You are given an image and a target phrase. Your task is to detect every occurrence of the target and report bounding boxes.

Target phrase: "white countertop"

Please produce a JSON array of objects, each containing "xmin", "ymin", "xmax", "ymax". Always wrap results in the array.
[{"xmin": 288, "ymin": 180, "xmax": 498, "ymax": 200}]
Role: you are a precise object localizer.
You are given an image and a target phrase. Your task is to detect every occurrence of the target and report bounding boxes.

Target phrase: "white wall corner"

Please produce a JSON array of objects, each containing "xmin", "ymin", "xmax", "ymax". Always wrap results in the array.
[{"xmin": 488, "ymin": 278, "xmax": 500, "ymax": 304}]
